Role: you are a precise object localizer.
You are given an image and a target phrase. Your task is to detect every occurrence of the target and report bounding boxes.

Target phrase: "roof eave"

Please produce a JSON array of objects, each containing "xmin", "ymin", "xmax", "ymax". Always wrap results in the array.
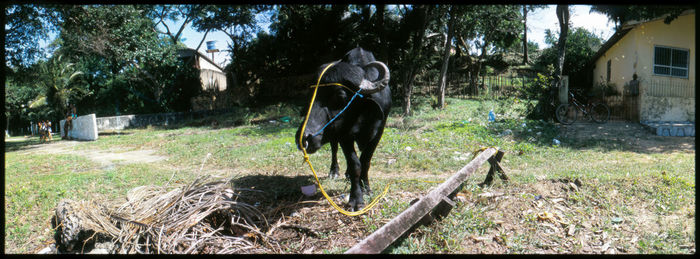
[
  {"xmin": 179, "ymin": 48, "xmax": 226, "ymax": 72},
  {"xmin": 589, "ymin": 28, "xmax": 633, "ymax": 67}
]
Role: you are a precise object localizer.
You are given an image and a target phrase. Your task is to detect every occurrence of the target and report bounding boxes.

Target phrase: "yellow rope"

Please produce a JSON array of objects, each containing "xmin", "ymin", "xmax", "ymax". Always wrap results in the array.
[
  {"xmin": 298, "ymin": 63, "xmax": 498, "ymax": 216},
  {"xmin": 299, "ymin": 62, "xmax": 389, "ymax": 216}
]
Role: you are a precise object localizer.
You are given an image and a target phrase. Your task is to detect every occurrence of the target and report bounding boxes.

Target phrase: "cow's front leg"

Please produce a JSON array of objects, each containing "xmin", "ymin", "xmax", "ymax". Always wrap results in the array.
[
  {"xmin": 329, "ymin": 141, "xmax": 340, "ymax": 179},
  {"xmin": 340, "ymin": 138, "xmax": 363, "ymax": 211},
  {"xmin": 358, "ymin": 123, "xmax": 386, "ymax": 196}
]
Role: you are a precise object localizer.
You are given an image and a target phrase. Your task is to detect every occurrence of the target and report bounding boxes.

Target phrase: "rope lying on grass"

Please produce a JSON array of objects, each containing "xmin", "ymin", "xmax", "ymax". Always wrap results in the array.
[{"xmin": 53, "ymin": 176, "xmax": 279, "ymax": 254}]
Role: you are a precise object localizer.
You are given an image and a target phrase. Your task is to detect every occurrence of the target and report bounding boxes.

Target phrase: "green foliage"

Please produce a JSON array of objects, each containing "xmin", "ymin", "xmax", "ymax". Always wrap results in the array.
[
  {"xmin": 54, "ymin": 5, "xmax": 200, "ymax": 116},
  {"xmin": 536, "ymin": 27, "xmax": 603, "ymax": 89},
  {"xmin": 4, "ymin": 5, "xmax": 60, "ymax": 69},
  {"xmin": 516, "ymin": 65, "xmax": 555, "ymax": 119},
  {"xmin": 6, "ymin": 4, "xmax": 548, "ymax": 126},
  {"xmin": 590, "ymin": 5, "xmax": 693, "ymax": 30}
]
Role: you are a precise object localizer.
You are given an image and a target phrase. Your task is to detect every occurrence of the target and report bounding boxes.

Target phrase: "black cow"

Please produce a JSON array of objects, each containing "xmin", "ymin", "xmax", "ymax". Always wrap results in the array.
[{"xmin": 296, "ymin": 47, "xmax": 391, "ymax": 211}]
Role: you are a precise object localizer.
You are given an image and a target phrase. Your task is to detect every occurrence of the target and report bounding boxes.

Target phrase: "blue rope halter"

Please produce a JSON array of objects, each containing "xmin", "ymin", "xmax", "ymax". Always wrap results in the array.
[{"xmin": 311, "ymin": 89, "xmax": 364, "ymax": 137}]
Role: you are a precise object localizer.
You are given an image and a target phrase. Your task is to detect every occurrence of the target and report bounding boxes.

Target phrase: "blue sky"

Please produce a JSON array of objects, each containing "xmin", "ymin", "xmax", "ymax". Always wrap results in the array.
[{"xmin": 39, "ymin": 5, "xmax": 615, "ymax": 68}]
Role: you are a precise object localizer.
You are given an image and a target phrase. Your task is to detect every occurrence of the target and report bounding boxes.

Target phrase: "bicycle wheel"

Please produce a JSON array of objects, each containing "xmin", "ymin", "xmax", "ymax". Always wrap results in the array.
[
  {"xmin": 591, "ymin": 103, "xmax": 610, "ymax": 123},
  {"xmin": 556, "ymin": 104, "xmax": 577, "ymax": 125}
]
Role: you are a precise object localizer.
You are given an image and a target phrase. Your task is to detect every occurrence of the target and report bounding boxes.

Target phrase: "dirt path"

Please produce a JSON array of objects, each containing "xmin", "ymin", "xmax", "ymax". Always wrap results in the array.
[
  {"xmin": 16, "ymin": 140, "xmax": 167, "ymax": 169},
  {"xmin": 558, "ymin": 121, "xmax": 695, "ymax": 153}
]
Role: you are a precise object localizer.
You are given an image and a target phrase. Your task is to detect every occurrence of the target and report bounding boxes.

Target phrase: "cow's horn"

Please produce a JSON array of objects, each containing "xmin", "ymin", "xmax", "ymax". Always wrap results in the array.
[{"xmin": 359, "ymin": 61, "xmax": 390, "ymax": 94}]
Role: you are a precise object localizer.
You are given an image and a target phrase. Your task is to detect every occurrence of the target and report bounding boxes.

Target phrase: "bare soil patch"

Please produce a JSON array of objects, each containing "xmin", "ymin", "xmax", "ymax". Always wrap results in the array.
[{"xmin": 17, "ymin": 140, "xmax": 167, "ymax": 169}]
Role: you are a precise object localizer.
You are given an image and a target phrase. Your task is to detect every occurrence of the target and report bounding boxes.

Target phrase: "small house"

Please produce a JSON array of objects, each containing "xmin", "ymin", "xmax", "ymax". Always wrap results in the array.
[
  {"xmin": 590, "ymin": 10, "xmax": 695, "ymax": 125},
  {"xmin": 178, "ymin": 48, "xmax": 229, "ymax": 111}
]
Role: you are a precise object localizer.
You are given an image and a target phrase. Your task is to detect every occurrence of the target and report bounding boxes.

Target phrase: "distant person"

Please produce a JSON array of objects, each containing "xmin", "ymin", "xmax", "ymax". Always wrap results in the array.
[
  {"xmin": 64, "ymin": 110, "xmax": 73, "ymax": 140},
  {"xmin": 70, "ymin": 104, "xmax": 77, "ymax": 119},
  {"xmin": 39, "ymin": 121, "xmax": 47, "ymax": 143},
  {"xmin": 47, "ymin": 121, "xmax": 53, "ymax": 141}
]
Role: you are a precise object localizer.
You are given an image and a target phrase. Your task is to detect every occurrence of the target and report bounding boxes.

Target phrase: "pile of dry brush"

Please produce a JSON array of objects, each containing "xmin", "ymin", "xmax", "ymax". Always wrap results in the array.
[{"xmin": 51, "ymin": 176, "xmax": 281, "ymax": 254}]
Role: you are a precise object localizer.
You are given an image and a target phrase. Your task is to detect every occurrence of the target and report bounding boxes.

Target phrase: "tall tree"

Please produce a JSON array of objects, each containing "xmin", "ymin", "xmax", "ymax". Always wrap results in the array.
[
  {"xmin": 192, "ymin": 5, "xmax": 273, "ymax": 90},
  {"xmin": 554, "ymin": 5, "xmax": 569, "ymax": 88},
  {"xmin": 192, "ymin": 6, "xmax": 271, "ymax": 61},
  {"xmin": 29, "ymin": 55, "xmax": 88, "ymax": 119},
  {"xmin": 453, "ymin": 5, "xmax": 521, "ymax": 96},
  {"xmin": 523, "ymin": 5, "xmax": 528, "ymax": 65},
  {"xmin": 547, "ymin": 4, "xmax": 570, "ymax": 120},
  {"xmin": 536, "ymin": 27, "xmax": 603, "ymax": 89},
  {"xmin": 152, "ymin": 5, "xmax": 206, "ymax": 45},
  {"xmin": 436, "ymin": 5, "xmax": 456, "ymax": 109},
  {"xmin": 522, "ymin": 5, "xmax": 547, "ymax": 65},
  {"xmin": 57, "ymin": 5, "xmax": 197, "ymax": 115},
  {"xmin": 400, "ymin": 5, "xmax": 434, "ymax": 116},
  {"xmin": 4, "ymin": 5, "xmax": 60, "ymax": 70}
]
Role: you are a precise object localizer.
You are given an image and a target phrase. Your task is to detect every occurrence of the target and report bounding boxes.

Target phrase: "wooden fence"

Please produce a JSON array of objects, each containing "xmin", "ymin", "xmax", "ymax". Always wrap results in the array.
[{"xmin": 415, "ymin": 74, "xmax": 538, "ymax": 99}]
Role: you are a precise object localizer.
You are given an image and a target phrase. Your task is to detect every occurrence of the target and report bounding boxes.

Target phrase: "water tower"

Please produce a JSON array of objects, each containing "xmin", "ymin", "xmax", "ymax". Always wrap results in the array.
[{"xmin": 206, "ymin": 41, "xmax": 219, "ymax": 62}]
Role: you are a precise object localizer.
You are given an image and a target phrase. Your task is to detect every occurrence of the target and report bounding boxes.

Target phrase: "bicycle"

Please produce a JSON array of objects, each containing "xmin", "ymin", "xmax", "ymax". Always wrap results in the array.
[{"xmin": 555, "ymin": 90, "xmax": 610, "ymax": 124}]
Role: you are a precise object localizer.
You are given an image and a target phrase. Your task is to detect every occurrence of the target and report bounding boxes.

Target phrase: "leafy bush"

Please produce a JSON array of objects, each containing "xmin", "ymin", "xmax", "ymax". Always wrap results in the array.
[{"xmin": 516, "ymin": 65, "xmax": 556, "ymax": 120}]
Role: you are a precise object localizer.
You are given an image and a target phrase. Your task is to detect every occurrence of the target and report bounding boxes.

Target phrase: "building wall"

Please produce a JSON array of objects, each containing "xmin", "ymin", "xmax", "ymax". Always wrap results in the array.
[
  {"xmin": 200, "ymin": 69, "xmax": 227, "ymax": 92},
  {"xmin": 592, "ymin": 13, "xmax": 695, "ymax": 122}
]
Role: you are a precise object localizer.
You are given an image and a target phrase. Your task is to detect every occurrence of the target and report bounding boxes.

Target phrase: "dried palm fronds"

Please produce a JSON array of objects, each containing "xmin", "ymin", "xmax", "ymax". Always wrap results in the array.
[{"xmin": 52, "ymin": 176, "xmax": 279, "ymax": 254}]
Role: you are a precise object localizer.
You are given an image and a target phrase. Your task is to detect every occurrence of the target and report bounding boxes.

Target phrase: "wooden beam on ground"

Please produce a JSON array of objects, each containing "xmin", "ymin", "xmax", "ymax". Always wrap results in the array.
[
  {"xmin": 345, "ymin": 148, "xmax": 498, "ymax": 254},
  {"xmin": 480, "ymin": 150, "xmax": 508, "ymax": 186}
]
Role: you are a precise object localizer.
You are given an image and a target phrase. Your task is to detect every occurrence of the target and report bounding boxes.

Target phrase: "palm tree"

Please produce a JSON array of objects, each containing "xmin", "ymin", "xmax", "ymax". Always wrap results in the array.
[{"xmin": 29, "ymin": 55, "xmax": 86, "ymax": 120}]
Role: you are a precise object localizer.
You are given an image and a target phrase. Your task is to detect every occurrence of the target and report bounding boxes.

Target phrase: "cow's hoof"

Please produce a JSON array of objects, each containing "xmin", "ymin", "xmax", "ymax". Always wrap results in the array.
[
  {"xmin": 328, "ymin": 170, "xmax": 339, "ymax": 179},
  {"xmin": 348, "ymin": 200, "xmax": 366, "ymax": 212}
]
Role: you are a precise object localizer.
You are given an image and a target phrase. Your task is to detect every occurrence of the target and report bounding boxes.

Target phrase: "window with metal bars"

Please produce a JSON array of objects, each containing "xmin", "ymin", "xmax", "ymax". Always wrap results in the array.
[{"xmin": 653, "ymin": 46, "xmax": 689, "ymax": 78}]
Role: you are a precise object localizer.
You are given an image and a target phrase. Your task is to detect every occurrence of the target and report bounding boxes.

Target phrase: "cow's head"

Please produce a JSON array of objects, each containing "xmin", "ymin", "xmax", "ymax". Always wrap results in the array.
[{"xmin": 296, "ymin": 48, "xmax": 389, "ymax": 154}]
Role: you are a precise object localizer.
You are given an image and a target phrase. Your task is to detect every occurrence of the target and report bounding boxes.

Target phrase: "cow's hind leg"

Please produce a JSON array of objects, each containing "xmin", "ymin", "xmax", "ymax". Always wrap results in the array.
[{"xmin": 340, "ymin": 138, "xmax": 363, "ymax": 211}]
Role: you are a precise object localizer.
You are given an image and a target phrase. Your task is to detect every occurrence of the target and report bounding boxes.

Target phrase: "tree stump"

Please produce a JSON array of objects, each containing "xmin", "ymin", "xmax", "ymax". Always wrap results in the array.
[{"xmin": 52, "ymin": 199, "xmax": 97, "ymax": 253}]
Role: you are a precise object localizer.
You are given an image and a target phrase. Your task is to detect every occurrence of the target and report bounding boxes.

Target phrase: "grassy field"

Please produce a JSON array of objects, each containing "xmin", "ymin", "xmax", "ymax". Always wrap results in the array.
[{"xmin": 4, "ymin": 97, "xmax": 695, "ymax": 254}]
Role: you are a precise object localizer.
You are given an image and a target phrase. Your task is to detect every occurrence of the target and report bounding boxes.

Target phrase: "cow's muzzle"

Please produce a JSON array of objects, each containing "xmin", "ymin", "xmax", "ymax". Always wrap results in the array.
[{"xmin": 298, "ymin": 133, "xmax": 322, "ymax": 154}]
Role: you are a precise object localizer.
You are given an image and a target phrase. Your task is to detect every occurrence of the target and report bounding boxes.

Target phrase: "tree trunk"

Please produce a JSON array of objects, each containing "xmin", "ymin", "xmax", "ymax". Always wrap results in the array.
[
  {"xmin": 550, "ymin": 5, "xmax": 570, "ymax": 121},
  {"xmin": 401, "ymin": 5, "xmax": 431, "ymax": 116},
  {"xmin": 469, "ymin": 44, "xmax": 487, "ymax": 96},
  {"xmin": 555, "ymin": 5, "xmax": 569, "ymax": 89},
  {"xmin": 437, "ymin": 7, "xmax": 456, "ymax": 109},
  {"xmin": 523, "ymin": 5, "xmax": 528, "ymax": 65}
]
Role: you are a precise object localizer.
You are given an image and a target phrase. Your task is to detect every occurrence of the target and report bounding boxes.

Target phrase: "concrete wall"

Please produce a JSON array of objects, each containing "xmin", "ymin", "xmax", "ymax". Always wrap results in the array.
[
  {"xmin": 60, "ymin": 114, "xmax": 98, "ymax": 141},
  {"xmin": 95, "ymin": 109, "xmax": 236, "ymax": 131},
  {"xmin": 96, "ymin": 113, "xmax": 184, "ymax": 131},
  {"xmin": 640, "ymin": 95, "xmax": 695, "ymax": 122}
]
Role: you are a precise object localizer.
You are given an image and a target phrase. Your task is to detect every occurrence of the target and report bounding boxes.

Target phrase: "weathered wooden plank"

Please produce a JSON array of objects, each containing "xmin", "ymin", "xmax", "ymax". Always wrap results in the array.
[
  {"xmin": 480, "ymin": 150, "xmax": 508, "ymax": 186},
  {"xmin": 345, "ymin": 148, "xmax": 497, "ymax": 254}
]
